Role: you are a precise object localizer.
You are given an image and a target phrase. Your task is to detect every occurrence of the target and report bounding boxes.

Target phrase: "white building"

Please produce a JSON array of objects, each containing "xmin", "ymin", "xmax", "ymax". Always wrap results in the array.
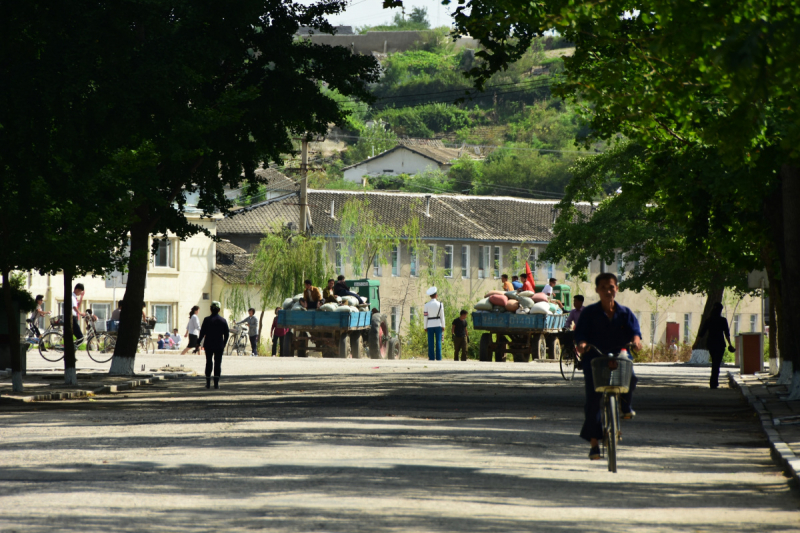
[{"xmin": 342, "ymin": 144, "xmax": 468, "ymax": 183}]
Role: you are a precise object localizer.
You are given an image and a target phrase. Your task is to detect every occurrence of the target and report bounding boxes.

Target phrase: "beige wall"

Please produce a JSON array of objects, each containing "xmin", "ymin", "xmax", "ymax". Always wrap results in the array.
[
  {"xmin": 327, "ymin": 239, "xmax": 762, "ymax": 344},
  {"xmin": 27, "ymin": 215, "xmax": 219, "ymax": 335}
]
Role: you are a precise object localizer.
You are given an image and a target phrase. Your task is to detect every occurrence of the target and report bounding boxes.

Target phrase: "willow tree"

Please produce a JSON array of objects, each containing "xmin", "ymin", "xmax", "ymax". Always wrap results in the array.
[
  {"xmin": 339, "ymin": 196, "xmax": 400, "ymax": 279},
  {"xmin": 248, "ymin": 225, "xmax": 334, "ymax": 337}
]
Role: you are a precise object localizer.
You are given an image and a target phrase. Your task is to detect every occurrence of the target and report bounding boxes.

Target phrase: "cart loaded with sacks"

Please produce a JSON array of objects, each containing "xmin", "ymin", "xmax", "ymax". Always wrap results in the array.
[{"xmin": 472, "ymin": 312, "xmax": 568, "ymax": 362}]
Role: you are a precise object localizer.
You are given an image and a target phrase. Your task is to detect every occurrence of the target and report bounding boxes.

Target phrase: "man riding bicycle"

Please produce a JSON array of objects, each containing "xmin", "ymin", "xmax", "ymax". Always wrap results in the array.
[{"xmin": 574, "ymin": 273, "xmax": 642, "ymax": 460}]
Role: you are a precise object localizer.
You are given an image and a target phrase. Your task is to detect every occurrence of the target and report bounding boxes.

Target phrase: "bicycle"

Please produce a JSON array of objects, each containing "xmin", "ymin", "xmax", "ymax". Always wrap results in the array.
[
  {"xmin": 137, "ymin": 318, "xmax": 156, "ymax": 354},
  {"xmin": 585, "ymin": 343, "xmax": 635, "ymax": 473},
  {"xmin": 558, "ymin": 329, "xmax": 582, "ymax": 381},
  {"xmin": 39, "ymin": 312, "xmax": 116, "ymax": 364},
  {"xmin": 225, "ymin": 322, "xmax": 249, "ymax": 356}
]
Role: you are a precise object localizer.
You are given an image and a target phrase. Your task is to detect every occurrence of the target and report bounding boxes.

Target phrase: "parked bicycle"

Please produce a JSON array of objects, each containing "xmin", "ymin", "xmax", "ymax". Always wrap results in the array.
[
  {"xmin": 558, "ymin": 330, "xmax": 582, "ymax": 381},
  {"xmin": 39, "ymin": 312, "xmax": 115, "ymax": 364},
  {"xmin": 137, "ymin": 318, "xmax": 156, "ymax": 354},
  {"xmin": 585, "ymin": 343, "xmax": 635, "ymax": 473},
  {"xmin": 225, "ymin": 322, "xmax": 249, "ymax": 356}
]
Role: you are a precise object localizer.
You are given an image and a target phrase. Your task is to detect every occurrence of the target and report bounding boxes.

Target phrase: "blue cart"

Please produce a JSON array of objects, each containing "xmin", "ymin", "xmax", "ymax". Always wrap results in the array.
[
  {"xmin": 472, "ymin": 312, "xmax": 568, "ymax": 362},
  {"xmin": 277, "ymin": 309, "xmax": 398, "ymax": 359}
]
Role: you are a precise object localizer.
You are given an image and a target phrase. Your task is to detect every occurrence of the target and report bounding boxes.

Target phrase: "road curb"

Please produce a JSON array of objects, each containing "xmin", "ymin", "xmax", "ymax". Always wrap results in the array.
[
  {"xmin": 728, "ymin": 371, "xmax": 799, "ymax": 485},
  {"xmin": 1, "ymin": 371, "xmax": 195, "ymax": 403}
]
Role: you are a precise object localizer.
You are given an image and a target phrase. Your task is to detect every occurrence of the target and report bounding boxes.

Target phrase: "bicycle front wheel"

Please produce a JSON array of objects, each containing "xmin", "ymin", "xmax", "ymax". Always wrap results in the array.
[
  {"xmin": 145, "ymin": 338, "xmax": 155, "ymax": 354},
  {"xmin": 224, "ymin": 336, "xmax": 235, "ymax": 356},
  {"xmin": 606, "ymin": 394, "xmax": 619, "ymax": 473},
  {"xmin": 559, "ymin": 349, "xmax": 575, "ymax": 381},
  {"xmin": 39, "ymin": 332, "xmax": 65, "ymax": 362},
  {"xmin": 87, "ymin": 334, "xmax": 115, "ymax": 363}
]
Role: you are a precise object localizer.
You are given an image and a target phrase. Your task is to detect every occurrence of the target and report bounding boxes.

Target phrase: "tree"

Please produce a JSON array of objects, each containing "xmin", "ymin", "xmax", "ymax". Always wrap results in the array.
[
  {"xmin": 47, "ymin": 1, "xmax": 378, "ymax": 375},
  {"xmin": 447, "ymin": 0, "xmax": 800, "ymax": 391},
  {"xmin": 247, "ymin": 225, "xmax": 333, "ymax": 339},
  {"xmin": 339, "ymin": 196, "xmax": 400, "ymax": 278}
]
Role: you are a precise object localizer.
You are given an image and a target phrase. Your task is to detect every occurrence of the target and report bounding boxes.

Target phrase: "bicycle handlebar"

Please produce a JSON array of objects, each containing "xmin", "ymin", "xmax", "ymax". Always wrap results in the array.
[{"xmin": 581, "ymin": 342, "xmax": 639, "ymax": 357}]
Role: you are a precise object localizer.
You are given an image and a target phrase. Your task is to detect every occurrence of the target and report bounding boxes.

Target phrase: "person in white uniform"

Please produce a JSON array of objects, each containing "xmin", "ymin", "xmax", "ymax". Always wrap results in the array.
[{"xmin": 424, "ymin": 286, "xmax": 445, "ymax": 361}]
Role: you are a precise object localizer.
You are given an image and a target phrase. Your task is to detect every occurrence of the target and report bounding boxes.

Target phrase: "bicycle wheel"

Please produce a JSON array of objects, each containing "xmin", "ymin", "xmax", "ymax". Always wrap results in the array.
[
  {"xmin": 237, "ymin": 334, "xmax": 249, "ymax": 355},
  {"xmin": 39, "ymin": 332, "xmax": 65, "ymax": 362},
  {"xmin": 606, "ymin": 394, "xmax": 619, "ymax": 473},
  {"xmin": 145, "ymin": 337, "xmax": 155, "ymax": 354},
  {"xmin": 87, "ymin": 334, "xmax": 115, "ymax": 363},
  {"xmin": 224, "ymin": 336, "xmax": 235, "ymax": 355},
  {"xmin": 559, "ymin": 349, "xmax": 575, "ymax": 381}
]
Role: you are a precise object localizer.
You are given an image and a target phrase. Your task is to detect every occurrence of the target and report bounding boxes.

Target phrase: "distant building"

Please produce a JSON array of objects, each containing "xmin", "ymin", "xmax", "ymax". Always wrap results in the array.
[
  {"xmin": 342, "ymin": 144, "xmax": 470, "ymax": 183},
  {"xmin": 296, "ymin": 26, "xmax": 354, "ymax": 36}
]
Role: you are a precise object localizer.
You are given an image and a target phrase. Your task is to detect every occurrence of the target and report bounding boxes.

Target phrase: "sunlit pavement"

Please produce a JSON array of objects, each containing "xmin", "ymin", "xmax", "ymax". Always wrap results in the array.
[{"xmin": 2, "ymin": 356, "xmax": 798, "ymax": 532}]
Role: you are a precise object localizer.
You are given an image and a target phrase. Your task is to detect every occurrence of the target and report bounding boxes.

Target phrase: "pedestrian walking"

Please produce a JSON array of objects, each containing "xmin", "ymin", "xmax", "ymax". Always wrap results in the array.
[
  {"xmin": 196, "ymin": 301, "xmax": 229, "ymax": 389},
  {"xmin": 696, "ymin": 302, "xmax": 734, "ymax": 389},
  {"xmin": 71, "ymin": 283, "xmax": 85, "ymax": 344},
  {"xmin": 271, "ymin": 307, "xmax": 289, "ymax": 356},
  {"xmin": 424, "ymin": 286, "xmax": 444, "ymax": 361},
  {"xmin": 451, "ymin": 310, "xmax": 469, "ymax": 361},
  {"xmin": 180, "ymin": 306, "xmax": 201, "ymax": 355},
  {"xmin": 237, "ymin": 308, "xmax": 260, "ymax": 356}
]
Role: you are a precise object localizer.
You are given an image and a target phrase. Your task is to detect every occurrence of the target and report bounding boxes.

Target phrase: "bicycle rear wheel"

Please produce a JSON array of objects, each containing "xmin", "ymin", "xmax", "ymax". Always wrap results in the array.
[
  {"xmin": 606, "ymin": 394, "xmax": 619, "ymax": 473},
  {"xmin": 39, "ymin": 332, "xmax": 65, "ymax": 362},
  {"xmin": 87, "ymin": 334, "xmax": 115, "ymax": 363},
  {"xmin": 559, "ymin": 350, "xmax": 575, "ymax": 381},
  {"xmin": 145, "ymin": 337, "xmax": 155, "ymax": 354}
]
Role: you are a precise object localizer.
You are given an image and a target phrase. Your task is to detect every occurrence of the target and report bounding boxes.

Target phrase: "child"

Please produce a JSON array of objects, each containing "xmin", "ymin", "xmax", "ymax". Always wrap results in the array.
[{"xmin": 157, "ymin": 334, "xmax": 165, "ymax": 350}]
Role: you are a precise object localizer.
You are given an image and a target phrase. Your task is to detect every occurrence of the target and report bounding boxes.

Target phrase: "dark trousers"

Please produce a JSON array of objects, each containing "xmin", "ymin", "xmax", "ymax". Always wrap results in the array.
[
  {"xmin": 72, "ymin": 316, "xmax": 84, "ymax": 342},
  {"xmin": 205, "ymin": 349, "xmax": 223, "ymax": 378},
  {"xmin": 272, "ymin": 335, "xmax": 284, "ymax": 356},
  {"xmin": 580, "ymin": 352, "xmax": 637, "ymax": 442},
  {"xmin": 249, "ymin": 335, "xmax": 258, "ymax": 355},
  {"xmin": 453, "ymin": 337, "xmax": 468, "ymax": 361},
  {"xmin": 709, "ymin": 346, "xmax": 725, "ymax": 388}
]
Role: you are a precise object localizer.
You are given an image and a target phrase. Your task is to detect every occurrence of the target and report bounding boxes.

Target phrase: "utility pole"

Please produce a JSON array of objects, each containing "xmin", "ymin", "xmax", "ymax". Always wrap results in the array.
[{"xmin": 300, "ymin": 137, "xmax": 309, "ymax": 234}]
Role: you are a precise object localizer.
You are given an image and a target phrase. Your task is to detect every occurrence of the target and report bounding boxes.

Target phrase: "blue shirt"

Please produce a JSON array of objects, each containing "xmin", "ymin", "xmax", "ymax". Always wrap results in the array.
[
  {"xmin": 511, "ymin": 281, "xmax": 523, "ymax": 290},
  {"xmin": 574, "ymin": 301, "xmax": 641, "ymax": 356}
]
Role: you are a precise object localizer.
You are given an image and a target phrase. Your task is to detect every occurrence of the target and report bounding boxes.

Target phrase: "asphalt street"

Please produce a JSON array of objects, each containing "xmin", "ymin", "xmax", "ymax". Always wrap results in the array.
[{"xmin": 1, "ymin": 356, "xmax": 798, "ymax": 532}]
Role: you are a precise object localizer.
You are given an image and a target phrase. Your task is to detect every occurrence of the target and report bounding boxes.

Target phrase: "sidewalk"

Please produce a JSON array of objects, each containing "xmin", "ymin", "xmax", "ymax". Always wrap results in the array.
[
  {"xmin": 0, "ymin": 366, "xmax": 196, "ymax": 403},
  {"xmin": 729, "ymin": 371, "xmax": 800, "ymax": 484}
]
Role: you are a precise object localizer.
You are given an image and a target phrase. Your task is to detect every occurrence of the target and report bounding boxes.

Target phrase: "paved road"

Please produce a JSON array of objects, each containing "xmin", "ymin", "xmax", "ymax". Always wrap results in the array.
[{"xmin": 2, "ymin": 356, "xmax": 799, "ymax": 532}]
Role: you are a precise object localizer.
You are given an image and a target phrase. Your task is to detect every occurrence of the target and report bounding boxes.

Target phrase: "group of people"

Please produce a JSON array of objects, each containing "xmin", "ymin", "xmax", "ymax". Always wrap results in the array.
[{"xmin": 294, "ymin": 276, "xmax": 365, "ymax": 310}]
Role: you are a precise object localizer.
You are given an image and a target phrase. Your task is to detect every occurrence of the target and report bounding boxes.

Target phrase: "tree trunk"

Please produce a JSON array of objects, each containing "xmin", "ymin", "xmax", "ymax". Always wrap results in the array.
[
  {"xmin": 110, "ymin": 225, "xmax": 148, "ymax": 375},
  {"xmin": 769, "ymin": 292, "xmax": 778, "ymax": 374},
  {"xmin": 63, "ymin": 269, "xmax": 77, "ymax": 385},
  {"xmin": 2, "ymin": 268, "xmax": 23, "ymax": 392},
  {"xmin": 780, "ymin": 165, "xmax": 800, "ymax": 399},
  {"xmin": 688, "ymin": 285, "xmax": 724, "ymax": 365}
]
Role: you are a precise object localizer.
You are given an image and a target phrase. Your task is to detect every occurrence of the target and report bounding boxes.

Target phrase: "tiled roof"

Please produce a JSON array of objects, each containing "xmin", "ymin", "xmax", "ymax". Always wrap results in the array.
[
  {"xmin": 253, "ymin": 168, "xmax": 299, "ymax": 192},
  {"xmin": 218, "ymin": 193, "xmax": 300, "ymax": 235},
  {"xmin": 218, "ymin": 189, "xmax": 592, "ymax": 243},
  {"xmin": 212, "ymin": 254, "xmax": 253, "ymax": 285},
  {"xmin": 215, "ymin": 241, "xmax": 247, "ymax": 256},
  {"xmin": 341, "ymin": 144, "xmax": 469, "ymax": 172}
]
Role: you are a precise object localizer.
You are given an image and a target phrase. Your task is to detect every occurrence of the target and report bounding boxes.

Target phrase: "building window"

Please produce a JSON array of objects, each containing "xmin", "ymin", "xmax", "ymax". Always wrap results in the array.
[
  {"xmin": 92, "ymin": 303, "xmax": 111, "ymax": 324},
  {"xmin": 733, "ymin": 314, "xmax": 740, "ymax": 336},
  {"xmin": 617, "ymin": 253, "xmax": 625, "ymax": 279},
  {"xmin": 527, "ymin": 248, "xmax": 537, "ymax": 269},
  {"xmin": 444, "ymin": 245, "xmax": 453, "ymax": 278},
  {"xmin": 428, "ymin": 244, "xmax": 436, "ymax": 272},
  {"xmin": 152, "ymin": 304, "xmax": 172, "ymax": 334},
  {"xmin": 335, "ymin": 242, "xmax": 344, "ymax": 276},
  {"xmin": 57, "ymin": 301, "xmax": 65, "ymax": 319},
  {"xmin": 683, "ymin": 313, "xmax": 691, "ymax": 344},
  {"xmin": 410, "ymin": 307, "xmax": 417, "ymax": 323},
  {"xmin": 478, "ymin": 246, "xmax": 490, "ymax": 279},
  {"xmin": 373, "ymin": 254, "xmax": 382, "ymax": 277},
  {"xmin": 634, "ymin": 311, "xmax": 642, "ymax": 325},
  {"xmin": 391, "ymin": 306, "xmax": 398, "ymax": 333},
  {"xmin": 391, "ymin": 245, "xmax": 399, "ymax": 277},
  {"xmin": 750, "ymin": 314, "xmax": 757, "ymax": 332},
  {"xmin": 650, "ymin": 313, "xmax": 658, "ymax": 344},
  {"xmin": 546, "ymin": 262, "xmax": 555, "ymax": 280},
  {"xmin": 153, "ymin": 238, "xmax": 173, "ymax": 268},
  {"xmin": 409, "ymin": 246, "xmax": 418, "ymax": 277},
  {"xmin": 493, "ymin": 246, "xmax": 501, "ymax": 278},
  {"xmin": 461, "ymin": 245, "xmax": 469, "ymax": 278}
]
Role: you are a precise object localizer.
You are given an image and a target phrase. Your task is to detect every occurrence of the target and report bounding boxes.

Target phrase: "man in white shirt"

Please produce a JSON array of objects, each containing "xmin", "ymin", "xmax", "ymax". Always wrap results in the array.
[
  {"xmin": 542, "ymin": 278, "xmax": 557, "ymax": 297},
  {"xmin": 72, "ymin": 283, "xmax": 85, "ymax": 343},
  {"xmin": 424, "ymin": 286, "xmax": 445, "ymax": 361}
]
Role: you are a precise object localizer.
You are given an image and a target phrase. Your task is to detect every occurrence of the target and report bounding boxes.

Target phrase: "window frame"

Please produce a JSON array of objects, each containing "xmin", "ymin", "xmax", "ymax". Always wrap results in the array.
[
  {"xmin": 391, "ymin": 245, "xmax": 399, "ymax": 277},
  {"xmin": 152, "ymin": 238, "xmax": 174, "ymax": 269},
  {"xmin": 733, "ymin": 314, "xmax": 740, "ymax": 336},
  {"xmin": 151, "ymin": 304, "xmax": 173, "ymax": 334},
  {"xmin": 409, "ymin": 246, "xmax": 418, "ymax": 277},
  {"xmin": 91, "ymin": 303, "xmax": 112, "ymax": 324},
  {"xmin": 493, "ymin": 246, "xmax": 501, "ymax": 278},
  {"xmin": 461, "ymin": 245, "xmax": 470, "ymax": 278},
  {"xmin": 335, "ymin": 242, "xmax": 344, "ymax": 276},
  {"xmin": 372, "ymin": 254, "xmax": 382, "ymax": 277},
  {"xmin": 444, "ymin": 245, "xmax": 453, "ymax": 278},
  {"xmin": 750, "ymin": 314, "xmax": 757, "ymax": 333},
  {"xmin": 683, "ymin": 313, "xmax": 691, "ymax": 344},
  {"xmin": 428, "ymin": 244, "xmax": 436, "ymax": 272},
  {"xmin": 391, "ymin": 306, "xmax": 398, "ymax": 333},
  {"xmin": 478, "ymin": 246, "xmax": 489, "ymax": 279},
  {"xmin": 650, "ymin": 313, "xmax": 658, "ymax": 344}
]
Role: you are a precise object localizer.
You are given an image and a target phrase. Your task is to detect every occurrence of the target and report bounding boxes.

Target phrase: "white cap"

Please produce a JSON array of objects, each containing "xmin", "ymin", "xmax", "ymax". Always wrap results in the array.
[{"xmin": 426, "ymin": 286, "xmax": 438, "ymax": 296}]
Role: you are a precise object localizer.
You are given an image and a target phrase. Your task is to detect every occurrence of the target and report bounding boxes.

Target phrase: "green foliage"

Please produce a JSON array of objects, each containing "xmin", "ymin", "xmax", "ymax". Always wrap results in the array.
[
  {"xmin": 339, "ymin": 196, "xmax": 400, "ymax": 277},
  {"xmin": 249, "ymin": 226, "xmax": 334, "ymax": 307},
  {"xmin": 374, "ymin": 103, "xmax": 474, "ymax": 138},
  {"xmin": 475, "ymin": 146, "xmax": 574, "ymax": 197},
  {"xmin": 342, "ymin": 125, "xmax": 398, "ymax": 165},
  {"xmin": 0, "ymin": 275, "xmax": 36, "ymax": 313}
]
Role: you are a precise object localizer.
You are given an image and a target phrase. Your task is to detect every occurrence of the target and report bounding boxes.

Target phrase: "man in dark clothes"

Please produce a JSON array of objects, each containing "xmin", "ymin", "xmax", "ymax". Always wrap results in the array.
[
  {"xmin": 333, "ymin": 274, "xmax": 364, "ymax": 304},
  {"xmin": 196, "ymin": 301, "xmax": 229, "ymax": 389},
  {"xmin": 451, "ymin": 310, "xmax": 469, "ymax": 361},
  {"xmin": 697, "ymin": 302, "xmax": 733, "ymax": 389},
  {"xmin": 574, "ymin": 273, "xmax": 642, "ymax": 460}
]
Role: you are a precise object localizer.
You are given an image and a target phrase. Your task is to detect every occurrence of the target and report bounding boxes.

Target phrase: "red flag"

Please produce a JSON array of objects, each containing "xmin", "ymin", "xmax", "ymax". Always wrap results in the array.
[{"xmin": 524, "ymin": 262, "xmax": 535, "ymax": 292}]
